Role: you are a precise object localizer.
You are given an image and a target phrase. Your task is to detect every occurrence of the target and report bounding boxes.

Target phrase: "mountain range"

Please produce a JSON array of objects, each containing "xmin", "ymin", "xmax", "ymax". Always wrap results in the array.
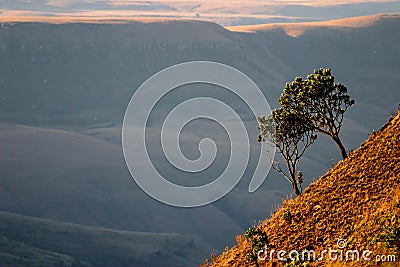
[
  {"xmin": 0, "ymin": 12, "xmax": 399, "ymax": 266},
  {"xmin": 2, "ymin": 0, "xmax": 400, "ymax": 25}
]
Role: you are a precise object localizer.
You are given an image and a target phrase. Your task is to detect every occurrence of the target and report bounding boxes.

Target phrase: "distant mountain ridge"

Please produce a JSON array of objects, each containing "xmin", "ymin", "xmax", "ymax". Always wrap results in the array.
[
  {"xmin": 1, "ymin": 0, "xmax": 400, "ymax": 26},
  {"xmin": 227, "ymin": 13, "xmax": 400, "ymax": 36},
  {"xmin": 0, "ymin": 12, "xmax": 399, "ymax": 267}
]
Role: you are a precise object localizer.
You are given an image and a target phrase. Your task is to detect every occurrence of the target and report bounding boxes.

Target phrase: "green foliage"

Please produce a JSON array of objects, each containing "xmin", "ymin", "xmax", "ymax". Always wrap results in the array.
[
  {"xmin": 258, "ymin": 107, "xmax": 316, "ymax": 196},
  {"xmin": 380, "ymin": 226, "xmax": 400, "ymax": 250},
  {"xmin": 284, "ymin": 259, "xmax": 311, "ymax": 267},
  {"xmin": 283, "ymin": 250, "xmax": 313, "ymax": 267},
  {"xmin": 279, "ymin": 68, "xmax": 355, "ymax": 159},
  {"xmin": 281, "ymin": 69, "xmax": 354, "ymax": 124},
  {"xmin": 244, "ymin": 227, "xmax": 269, "ymax": 267},
  {"xmin": 283, "ymin": 210, "xmax": 292, "ymax": 221}
]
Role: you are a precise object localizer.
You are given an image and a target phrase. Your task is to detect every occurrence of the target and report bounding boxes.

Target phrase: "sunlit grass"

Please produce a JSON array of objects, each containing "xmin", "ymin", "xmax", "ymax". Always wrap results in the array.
[{"xmin": 205, "ymin": 111, "xmax": 400, "ymax": 266}]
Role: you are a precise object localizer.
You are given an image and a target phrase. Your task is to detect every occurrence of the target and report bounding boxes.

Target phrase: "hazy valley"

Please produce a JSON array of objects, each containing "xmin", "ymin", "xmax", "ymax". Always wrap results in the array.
[{"xmin": 0, "ymin": 12, "xmax": 399, "ymax": 267}]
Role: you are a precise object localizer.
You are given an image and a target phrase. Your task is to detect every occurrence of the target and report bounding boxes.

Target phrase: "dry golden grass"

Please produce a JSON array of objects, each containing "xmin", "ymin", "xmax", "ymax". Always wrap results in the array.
[{"xmin": 204, "ymin": 111, "xmax": 400, "ymax": 267}]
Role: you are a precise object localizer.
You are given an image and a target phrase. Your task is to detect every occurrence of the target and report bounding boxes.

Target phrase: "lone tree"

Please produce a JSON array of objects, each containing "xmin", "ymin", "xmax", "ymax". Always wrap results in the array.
[
  {"xmin": 258, "ymin": 68, "xmax": 354, "ymax": 195},
  {"xmin": 258, "ymin": 108, "xmax": 316, "ymax": 196},
  {"xmin": 281, "ymin": 68, "xmax": 355, "ymax": 159}
]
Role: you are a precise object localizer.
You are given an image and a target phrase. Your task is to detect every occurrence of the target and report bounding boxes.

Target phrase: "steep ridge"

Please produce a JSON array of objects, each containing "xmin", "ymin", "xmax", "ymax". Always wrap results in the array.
[
  {"xmin": 226, "ymin": 13, "xmax": 400, "ymax": 36},
  {"xmin": 205, "ymin": 111, "xmax": 400, "ymax": 266}
]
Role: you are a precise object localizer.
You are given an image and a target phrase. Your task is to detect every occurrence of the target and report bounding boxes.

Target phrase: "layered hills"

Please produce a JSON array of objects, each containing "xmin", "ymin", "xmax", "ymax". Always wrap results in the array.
[
  {"xmin": 2, "ymin": 0, "xmax": 400, "ymax": 25},
  {"xmin": 0, "ymin": 211, "xmax": 210, "ymax": 267},
  {"xmin": 0, "ymin": 13, "xmax": 399, "ymax": 267}
]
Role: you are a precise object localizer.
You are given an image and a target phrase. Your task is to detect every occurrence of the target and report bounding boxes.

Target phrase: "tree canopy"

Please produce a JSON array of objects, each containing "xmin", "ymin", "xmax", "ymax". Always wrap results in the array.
[
  {"xmin": 281, "ymin": 68, "xmax": 355, "ymax": 159},
  {"xmin": 258, "ymin": 68, "xmax": 354, "ymax": 196},
  {"xmin": 258, "ymin": 108, "xmax": 316, "ymax": 196}
]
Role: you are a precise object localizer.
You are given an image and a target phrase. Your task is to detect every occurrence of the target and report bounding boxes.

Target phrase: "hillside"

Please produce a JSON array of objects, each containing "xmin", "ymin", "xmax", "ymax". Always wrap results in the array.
[
  {"xmin": 0, "ymin": 123, "xmax": 243, "ymax": 256},
  {"xmin": 226, "ymin": 13, "xmax": 400, "ymax": 36},
  {"xmin": 204, "ymin": 111, "xmax": 400, "ymax": 266},
  {"xmin": 0, "ymin": 13, "xmax": 399, "ymax": 267},
  {"xmin": 0, "ymin": 211, "xmax": 210, "ymax": 267}
]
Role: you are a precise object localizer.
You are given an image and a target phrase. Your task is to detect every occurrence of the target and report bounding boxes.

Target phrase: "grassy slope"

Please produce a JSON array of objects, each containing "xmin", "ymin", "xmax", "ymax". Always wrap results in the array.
[
  {"xmin": 0, "ymin": 211, "xmax": 210, "ymax": 267},
  {"xmin": 205, "ymin": 112, "xmax": 400, "ymax": 266}
]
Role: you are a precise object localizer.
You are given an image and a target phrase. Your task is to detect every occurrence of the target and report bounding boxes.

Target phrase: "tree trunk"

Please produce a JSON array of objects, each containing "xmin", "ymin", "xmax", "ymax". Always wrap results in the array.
[
  {"xmin": 333, "ymin": 135, "xmax": 348, "ymax": 159},
  {"xmin": 291, "ymin": 181, "xmax": 302, "ymax": 196}
]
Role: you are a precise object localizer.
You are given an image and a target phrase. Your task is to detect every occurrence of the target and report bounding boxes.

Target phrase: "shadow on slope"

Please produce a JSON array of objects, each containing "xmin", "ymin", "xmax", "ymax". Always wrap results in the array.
[
  {"xmin": 0, "ymin": 211, "xmax": 209, "ymax": 267},
  {"xmin": 0, "ymin": 123, "xmax": 245, "ymax": 265}
]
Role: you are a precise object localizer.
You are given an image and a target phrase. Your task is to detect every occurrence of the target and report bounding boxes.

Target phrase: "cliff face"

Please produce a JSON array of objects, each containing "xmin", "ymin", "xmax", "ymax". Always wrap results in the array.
[{"xmin": 207, "ymin": 111, "xmax": 400, "ymax": 266}]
